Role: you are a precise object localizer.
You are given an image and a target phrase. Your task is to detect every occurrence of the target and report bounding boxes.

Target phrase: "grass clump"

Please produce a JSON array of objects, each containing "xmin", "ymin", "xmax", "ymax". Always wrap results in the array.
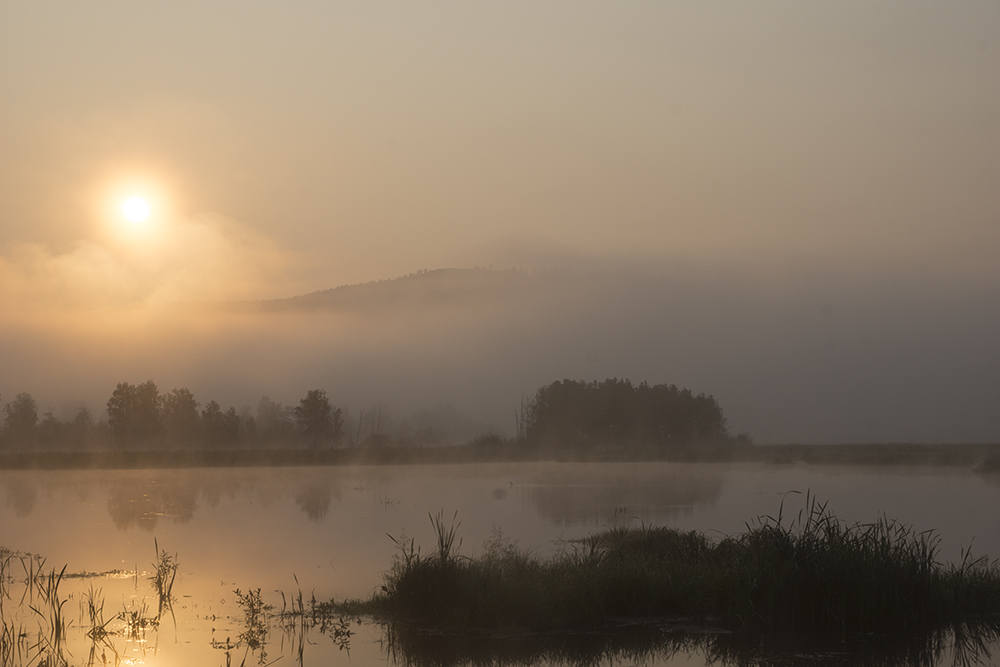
[
  {"xmin": 149, "ymin": 539, "xmax": 178, "ymax": 621},
  {"xmin": 348, "ymin": 495, "xmax": 1000, "ymax": 644}
]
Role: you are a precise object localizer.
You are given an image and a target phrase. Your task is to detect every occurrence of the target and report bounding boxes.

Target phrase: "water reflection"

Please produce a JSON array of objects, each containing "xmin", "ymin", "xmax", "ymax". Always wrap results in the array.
[
  {"xmin": 382, "ymin": 619, "xmax": 1000, "ymax": 667},
  {"xmin": 526, "ymin": 462, "xmax": 724, "ymax": 526},
  {"xmin": 106, "ymin": 476, "xmax": 197, "ymax": 530},
  {"xmin": 0, "ymin": 463, "xmax": 725, "ymax": 530},
  {"xmin": 0, "ymin": 463, "xmax": 999, "ymax": 667},
  {"xmin": 295, "ymin": 482, "xmax": 336, "ymax": 520},
  {"xmin": 0, "ymin": 469, "xmax": 353, "ymax": 530},
  {"xmin": 4, "ymin": 478, "xmax": 36, "ymax": 516}
]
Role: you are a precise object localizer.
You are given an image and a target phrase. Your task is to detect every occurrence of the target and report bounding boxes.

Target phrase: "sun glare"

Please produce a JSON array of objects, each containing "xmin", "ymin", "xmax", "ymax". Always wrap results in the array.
[
  {"xmin": 122, "ymin": 196, "xmax": 151, "ymax": 223},
  {"xmin": 96, "ymin": 172, "xmax": 174, "ymax": 241}
]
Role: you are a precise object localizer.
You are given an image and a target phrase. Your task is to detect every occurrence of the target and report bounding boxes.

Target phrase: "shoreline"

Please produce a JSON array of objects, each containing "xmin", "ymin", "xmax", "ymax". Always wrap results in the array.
[{"xmin": 0, "ymin": 441, "xmax": 997, "ymax": 471}]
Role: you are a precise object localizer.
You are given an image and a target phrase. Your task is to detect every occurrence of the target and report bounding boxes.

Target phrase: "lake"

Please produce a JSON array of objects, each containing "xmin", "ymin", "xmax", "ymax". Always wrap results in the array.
[{"xmin": 1, "ymin": 460, "xmax": 998, "ymax": 666}]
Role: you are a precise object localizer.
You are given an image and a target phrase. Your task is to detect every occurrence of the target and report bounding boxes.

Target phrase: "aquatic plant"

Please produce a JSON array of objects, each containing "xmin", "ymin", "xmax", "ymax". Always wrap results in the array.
[
  {"xmin": 0, "ymin": 617, "xmax": 27, "ymax": 667},
  {"xmin": 277, "ymin": 576, "xmax": 358, "ymax": 655},
  {"xmin": 430, "ymin": 510, "xmax": 462, "ymax": 564},
  {"xmin": 344, "ymin": 498, "xmax": 1000, "ymax": 647},
  {"xmin": 0, "ymin": 549, "xmax": 16, "ymax": 608},
  {"xmin": 26, "ymin": 565, "xmax": 70, "ymax": 667},
  {"xmin": 234, "ymin": 587, "xmax": 272, "ymax": 653},
  {"xmin": 119, "ymin": 599, "xmax": 158, "ymax": 642},
  {"xmin": 149, "ymin": 539, "xmax": 177, "ymax": 620}
]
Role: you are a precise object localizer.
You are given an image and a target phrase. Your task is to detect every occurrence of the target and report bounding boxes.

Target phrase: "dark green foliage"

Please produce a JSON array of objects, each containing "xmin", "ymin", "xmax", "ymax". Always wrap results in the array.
[
  {"xmin": 201, "ymin": 400, "xmax": 241, "ymax": 446},
  {"xmin": 358, "ymin": 499, "xmax": 1000, "ymax": 645},
  {"xmin": 256, "ymin": 396, "xmax": 296, "ymax": 442},
  {"xmin": 525, "ymin": 378, "xmax": 729, "ymax": 446},
  {"xmin": 2, "ymin": 392, "xmax": 39, "ymax": 444},
  {"xmin": 294, "ymin": 389, "xmax": 344, "ymax": 447},
  {"xmin": 106, "ymin": 380, "xmax": 162, "ymax": 447},
  {"xmin": 162, "ymin": 387, "xmax": 200, "ymax": 443}
]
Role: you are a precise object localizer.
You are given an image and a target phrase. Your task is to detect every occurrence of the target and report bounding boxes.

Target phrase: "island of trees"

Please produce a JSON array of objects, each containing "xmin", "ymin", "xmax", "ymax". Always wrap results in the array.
[{"xmin": 523, "ymin": 378, "xmax": 730, "ymax": 445}]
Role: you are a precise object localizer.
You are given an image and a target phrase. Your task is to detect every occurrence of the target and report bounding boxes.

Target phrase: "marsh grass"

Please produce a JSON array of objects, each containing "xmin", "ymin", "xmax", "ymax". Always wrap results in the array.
[
  {"xmin": 0, "ymin": 549, "xmax": 31, "ymax": 667},
  {"xmin": 430, "ymin": 511, "xmax": 462, "ymax": 563},
  {"xmin": 149, "ymin": 539, "xmax": 178, "ymax": 622},
  {"xmin": 349, "ymin": 496, "xmax": 1000, "ymax": 647},
  {"xmin": 80, "ymin": 585, "xmax": 118, "ymax": 667},
  {"xmin": 277, "ymin": 576, "xmax": 357, "ymax": 655},
  {"xmin": 81, "ymin": 586, "xmax": 113, "ymax": 644},
  {"xmin": 0, "ymin": 549, "xmax": 17, "ymax": 610},
  {"xmin": 119, "ymin": 599, "xmax": 158, "ymax": 642},
  {"xmin": 210, "ymin": 577, "xmax": 358, "ymax": 665},
  {"xmin": 25, "ymin": 565, "xmax": 70, "ymax": 667}
]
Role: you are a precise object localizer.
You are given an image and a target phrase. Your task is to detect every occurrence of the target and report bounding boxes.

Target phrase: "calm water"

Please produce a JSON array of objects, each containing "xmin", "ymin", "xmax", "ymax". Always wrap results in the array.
[{"xmin": 1, "ymin": 461, "xmax": 998, "ymax": 666}]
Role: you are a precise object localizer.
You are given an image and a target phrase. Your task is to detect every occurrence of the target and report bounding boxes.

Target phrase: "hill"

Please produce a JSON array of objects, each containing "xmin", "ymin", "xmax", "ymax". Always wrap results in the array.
[{"xmin": 244, "ymin": 268, "xmax": 551, "ymax": 314}]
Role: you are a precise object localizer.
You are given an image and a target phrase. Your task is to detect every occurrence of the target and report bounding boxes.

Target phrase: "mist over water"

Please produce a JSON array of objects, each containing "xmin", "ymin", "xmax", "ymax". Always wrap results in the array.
[
  {"xmin": 1, "ymin": 265, "xmax": 998, "ymax": 444},
  {"xmin": 3, "ymin": 3, "xmax": 1000, "ymax": 665},
  {"xmin": 1, "ymin": 462, "xmax": 998, "ymax": 665}
]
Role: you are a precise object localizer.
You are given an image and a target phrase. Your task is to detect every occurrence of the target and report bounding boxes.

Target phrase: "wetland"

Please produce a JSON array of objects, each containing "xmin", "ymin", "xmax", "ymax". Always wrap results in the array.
[{"xmin": 2, "ymin": 460, "xmax": 1000, "ymax": 666}]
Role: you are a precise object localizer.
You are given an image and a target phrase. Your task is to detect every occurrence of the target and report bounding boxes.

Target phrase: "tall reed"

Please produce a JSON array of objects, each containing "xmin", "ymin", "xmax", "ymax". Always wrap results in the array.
[
  {"xmin": 149, "ymin": 539, "xmax": 178, "ymax": 621},
  {"xmin": 363, "ymin": 498, "xmax": 1000, "ymax": 643},
  {"xmin": 27, "ymin": 565, "xmax": 69, "ymax": 667}
]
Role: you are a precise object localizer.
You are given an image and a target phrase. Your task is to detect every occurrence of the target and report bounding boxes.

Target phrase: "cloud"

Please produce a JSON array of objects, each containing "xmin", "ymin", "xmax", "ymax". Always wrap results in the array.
[{"xmin": 0, "ymin": 215, "xmax": 293, "ymax": 312}]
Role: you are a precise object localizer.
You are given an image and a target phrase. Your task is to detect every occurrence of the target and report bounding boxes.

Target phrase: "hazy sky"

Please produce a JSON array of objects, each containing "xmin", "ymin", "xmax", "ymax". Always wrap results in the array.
[{"xmin": 1, "ymin": 3, "xmax": 998, "ymax": 442}]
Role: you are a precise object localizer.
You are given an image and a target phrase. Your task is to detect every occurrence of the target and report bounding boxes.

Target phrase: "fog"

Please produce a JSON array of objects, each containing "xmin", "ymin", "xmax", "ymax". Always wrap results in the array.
[
  {"xmin": 2, "ymin": 2, "xmax": 999, "ymax": 444},
  {"xmin": 0, "ymin": 238, "xmax": 997, "ymax": 443}
]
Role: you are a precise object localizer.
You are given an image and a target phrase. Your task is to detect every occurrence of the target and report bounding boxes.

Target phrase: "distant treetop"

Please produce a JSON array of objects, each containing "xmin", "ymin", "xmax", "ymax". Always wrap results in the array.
[{"xmin": 525, "ymin": 378, "xmax": 730, "ymax": 446}]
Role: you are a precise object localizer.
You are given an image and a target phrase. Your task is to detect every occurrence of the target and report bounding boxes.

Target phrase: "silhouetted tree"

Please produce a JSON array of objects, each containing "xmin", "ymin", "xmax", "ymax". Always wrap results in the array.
[
  {"xmin": 239, "ymin": 406, "xmax": 257, "ymax": 443},
  {"xmin": 38, "ymin": 410, "xmax": 64, "ymax": 448},
  {"xmin": 3, "ymin": 393, "xmax": 39, "ymax": 446},
  {"xmin": 256, "ymin": 396, "xmax": 295, "ymax": 443},
  {"xmin": 162, "ymin": 387, "xmax": 201, "ymax": 445},
  {"xmin": 294, "ymin": 389, "xmax": 343, "ymax": 447},
  {"xmin": 201, "ymin": 400, "xmax": 240, "ymax": 447},
  {"xmin": 525, "ymin": 378, "xmax": 729, "ymax": 446},
  {"xmin": 70, "ymin": 407, "xmax": 93, "ymax": 448},
  {"xmin": 106, "ymin": 381, "xmax": 161, "ymax": 447}
]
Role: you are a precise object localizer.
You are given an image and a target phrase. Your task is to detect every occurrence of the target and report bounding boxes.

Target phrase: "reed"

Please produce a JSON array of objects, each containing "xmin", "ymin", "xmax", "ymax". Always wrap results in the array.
[
  {"xmin": 149, "ymin": 539, "xmax": 178, "ymax": 621},
  {"xmin": 348, "ymin": 497, "xmax": 1000, "ymax": 644},
  {"xmin": 119, "ymin": 599, "xmax": 158, "ymax": 643},
  {"xmin": 430, "ymin": 511, "xmax": 462, "ymax": 564},
  {"xmin": 81, "ymin": 585, "xmax": 113, "ymax": 643},
  {"xmin": 26, "ymin": 565, "xmax": 70, "ymax": 667},
  {"xmin": 0, "ymin": 619, "xmax": 26, "ymax": 667}
]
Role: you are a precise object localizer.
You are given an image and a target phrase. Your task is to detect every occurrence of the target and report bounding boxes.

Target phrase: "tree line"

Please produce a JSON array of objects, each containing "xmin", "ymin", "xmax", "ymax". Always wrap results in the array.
[
  {"xmin": 522, "ymin": 378, "xmax": 735, "ymax": 445},
  {"xmin": 0, "ymin": 382, "xmax": 344, "ymax": 450},
  {"xmin": 1, "ymin": 377, "xmax": 745, "ymax": 452}
]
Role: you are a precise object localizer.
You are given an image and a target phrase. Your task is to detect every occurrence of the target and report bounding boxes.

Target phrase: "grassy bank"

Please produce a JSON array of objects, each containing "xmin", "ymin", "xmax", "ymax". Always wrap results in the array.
[
  {"xmin": 340, "ymin": 499, "xmax": 1000, "ymax": 643},
  {"xmin": 0, "ymin": 441, "xmax": 998, "ymax": 470}
]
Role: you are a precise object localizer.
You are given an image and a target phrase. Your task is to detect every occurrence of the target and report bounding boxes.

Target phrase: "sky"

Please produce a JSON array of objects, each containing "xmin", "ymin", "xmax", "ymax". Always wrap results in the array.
[{"xmin": 1, "ymin": 2, "xmax": 998, "ymax": 443}]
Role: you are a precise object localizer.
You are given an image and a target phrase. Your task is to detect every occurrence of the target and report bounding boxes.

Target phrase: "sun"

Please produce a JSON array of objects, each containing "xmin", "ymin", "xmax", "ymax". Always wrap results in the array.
[{"xmin": 122, "ymin": 196, "xmax": 151, "ymax": 223}]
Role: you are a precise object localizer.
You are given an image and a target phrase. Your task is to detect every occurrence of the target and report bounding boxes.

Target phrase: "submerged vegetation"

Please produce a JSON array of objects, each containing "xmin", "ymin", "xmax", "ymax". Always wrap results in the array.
[
  {"xmin": 2, "ymin": 500, "xmax": 1000, "ymax": 666},
  {"xmin": 0, "ymin": 543, "xmax": 358, "ymax": 667},
  {"xmin": 149, "ymin": 540, "xmax": 178, "ymax": 621},
  {"xmin": 341, "ymin": 498, "xmax": 1000, "ymax": 653}
]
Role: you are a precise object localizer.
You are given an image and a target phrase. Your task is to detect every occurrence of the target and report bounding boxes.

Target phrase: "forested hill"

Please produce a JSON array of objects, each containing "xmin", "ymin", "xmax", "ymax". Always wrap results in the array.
[{"xmin": 238, "ymin": 268, "xmax": 580, "ymax": 314}]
